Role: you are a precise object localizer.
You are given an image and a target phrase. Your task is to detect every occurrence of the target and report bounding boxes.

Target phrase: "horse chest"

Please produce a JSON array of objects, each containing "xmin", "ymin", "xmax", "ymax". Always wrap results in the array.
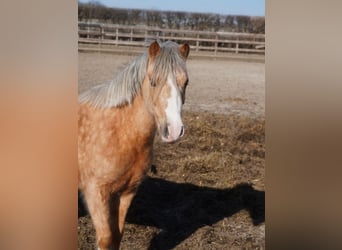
[
  {"xmin": 94, "ymin": 130, "xmax": 153, "ymax": 192},
  {"xmin": 83, "ymin": 121, "xmax": 152, "ymax": 177}
]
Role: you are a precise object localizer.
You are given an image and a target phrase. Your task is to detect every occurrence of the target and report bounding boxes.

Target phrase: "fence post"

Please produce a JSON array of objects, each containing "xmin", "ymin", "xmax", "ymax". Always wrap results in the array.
[
  {"xmin": 196, "ymin": 33, "xmax": 199, "ymax": 52},
  {"xmin": 235, "ymin": 38, "xmax": 239, "ymax": 54},
  {"xmin": 100, "ymin": 25, "xmax": 104, "ymax": 48},
  {"xmin": 115, "ymin": 26, "xmax": 118, "ymax": 47},
  {"xmin": 101, "ymin": 25, "xmax": 104, "ymax": 40},
  {"xmin": 214, "ymin": 34, "xmax": 218, "ymax": 56}
]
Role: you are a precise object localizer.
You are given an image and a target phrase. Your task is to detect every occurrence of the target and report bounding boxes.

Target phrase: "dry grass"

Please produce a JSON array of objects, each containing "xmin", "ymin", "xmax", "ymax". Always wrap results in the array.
[{"xmin": 78, "ymin": 110, "xmax": 265, "ymax": 249}]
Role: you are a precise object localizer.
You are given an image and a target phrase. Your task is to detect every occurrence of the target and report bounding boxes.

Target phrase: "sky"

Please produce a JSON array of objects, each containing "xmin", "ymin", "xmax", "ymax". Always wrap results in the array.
[{"xmin": 79, "ymin": 0, "xmax": 265, "ymax": 16}]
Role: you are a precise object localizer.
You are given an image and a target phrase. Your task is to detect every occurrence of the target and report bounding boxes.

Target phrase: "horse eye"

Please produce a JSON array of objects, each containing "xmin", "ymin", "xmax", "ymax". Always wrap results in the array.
[{"xmin": 184, "ymin": 79, "xmax": 189, "ymax": 86}]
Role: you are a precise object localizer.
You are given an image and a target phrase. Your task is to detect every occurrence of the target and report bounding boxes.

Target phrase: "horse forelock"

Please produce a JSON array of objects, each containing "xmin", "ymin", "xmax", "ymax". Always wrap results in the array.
[
  {"xmin": 151, "ymin": 41, "xmax": 187, "ymax": 84},
  {"xmin": 79, "ymin": 41, "xmax": 187, "ymax": 108}
]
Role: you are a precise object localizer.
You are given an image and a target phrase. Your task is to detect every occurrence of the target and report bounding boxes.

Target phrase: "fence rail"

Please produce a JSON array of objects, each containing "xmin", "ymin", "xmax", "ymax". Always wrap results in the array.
[{"xmin": 78, "ymin": 22, "xmax": 265, "ymax": 56}]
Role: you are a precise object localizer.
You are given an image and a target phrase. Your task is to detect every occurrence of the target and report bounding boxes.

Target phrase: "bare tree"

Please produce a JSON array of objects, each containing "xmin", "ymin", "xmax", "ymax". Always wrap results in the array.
[
  {"xmin": 78, "ymin": 2, "xmax": 265, "ymax": 34},
  {"xmin": 250, "ymin": 17, "xmax": 265, "ymax": 33},
  {"xmin": 129, "ymin": 9, "xmax": 142, "ymax": 25},
  {"xmin": 147, "ymin": 10, "xmax": 163, "ymax": 27}
]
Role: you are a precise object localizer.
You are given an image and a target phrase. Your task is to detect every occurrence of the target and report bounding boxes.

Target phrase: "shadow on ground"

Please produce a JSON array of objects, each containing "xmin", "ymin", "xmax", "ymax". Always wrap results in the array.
[{"xmin": 79, "ymin": 176, "xmax": 264, "ymax": 250}]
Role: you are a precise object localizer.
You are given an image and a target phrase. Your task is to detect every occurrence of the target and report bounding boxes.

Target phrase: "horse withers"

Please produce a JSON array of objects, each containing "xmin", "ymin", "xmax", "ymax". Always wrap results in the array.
[{"xmin": 78, "ymin": 41, "xmax": 190, "ymax": 249}]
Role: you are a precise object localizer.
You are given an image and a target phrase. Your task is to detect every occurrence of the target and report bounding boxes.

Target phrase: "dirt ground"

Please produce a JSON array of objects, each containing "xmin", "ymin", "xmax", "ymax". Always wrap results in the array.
[{"xmin": 78, "ymin": 52, "xmax": 265, "ymax": 249}]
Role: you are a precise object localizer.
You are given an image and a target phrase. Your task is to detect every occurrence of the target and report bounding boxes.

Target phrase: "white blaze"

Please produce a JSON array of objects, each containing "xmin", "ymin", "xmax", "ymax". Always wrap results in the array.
[{"xmin": 165, "ymin": 76, "xmax": 183, "ymax": 140}]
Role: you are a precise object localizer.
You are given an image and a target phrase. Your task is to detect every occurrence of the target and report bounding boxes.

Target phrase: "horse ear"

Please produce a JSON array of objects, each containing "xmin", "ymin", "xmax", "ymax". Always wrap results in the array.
[
  {"xmin": 149, "ymin": 41, "xmax": 160, "ymax": 59},
  {"xmin": 179, "ymin": 43, "xmax": 190, "ymax": 59}
]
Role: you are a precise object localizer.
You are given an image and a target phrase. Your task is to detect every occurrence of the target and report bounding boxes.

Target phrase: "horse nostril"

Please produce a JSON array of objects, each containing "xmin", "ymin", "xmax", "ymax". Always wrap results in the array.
[
  {"xmin": 163, "ymin": 125, "xmax": 169, "ymax": 138},
  {"xmin": 179, "ymin": 126, "xmax": 184, "ymax": 137}
]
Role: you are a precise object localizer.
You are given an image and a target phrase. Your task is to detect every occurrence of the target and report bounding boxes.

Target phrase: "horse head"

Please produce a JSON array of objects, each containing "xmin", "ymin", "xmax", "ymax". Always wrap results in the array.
[{"xmin": 143, "ymin": 41, "xmax": 190, "ymax": 143}]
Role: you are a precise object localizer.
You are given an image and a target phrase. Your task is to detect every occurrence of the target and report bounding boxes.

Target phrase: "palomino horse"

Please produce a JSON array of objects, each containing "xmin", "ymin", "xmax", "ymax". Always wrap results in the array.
[{"xmin": 78, "ymin": 41, "xmax": 190, "ymax": 249}]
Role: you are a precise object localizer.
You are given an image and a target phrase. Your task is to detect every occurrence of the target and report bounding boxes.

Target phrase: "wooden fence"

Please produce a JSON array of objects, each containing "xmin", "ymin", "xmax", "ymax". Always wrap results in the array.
[{"xmin": 78, "ymin": 22, "xmax": 265, "ymax": 55}]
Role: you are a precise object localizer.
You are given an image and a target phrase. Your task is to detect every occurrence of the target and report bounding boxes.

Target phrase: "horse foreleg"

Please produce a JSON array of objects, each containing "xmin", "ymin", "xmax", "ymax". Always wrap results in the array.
[
  {"xmin": 83, "ymin": 185, "xmax": 112, "ymax": 250},
  {"xmin": 119, "ymin": 192, "xmax": 135, "ymax": 234},
  {"xmin": 110, "ymin": 191, "xmax": 135, "ymax": 249}
]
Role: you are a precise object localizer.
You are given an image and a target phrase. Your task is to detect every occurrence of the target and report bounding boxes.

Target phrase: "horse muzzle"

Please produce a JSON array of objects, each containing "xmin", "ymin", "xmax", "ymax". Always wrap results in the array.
[{"xmin": 160, "ymin": 122, "xmax": 184, "ymax": 143}]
